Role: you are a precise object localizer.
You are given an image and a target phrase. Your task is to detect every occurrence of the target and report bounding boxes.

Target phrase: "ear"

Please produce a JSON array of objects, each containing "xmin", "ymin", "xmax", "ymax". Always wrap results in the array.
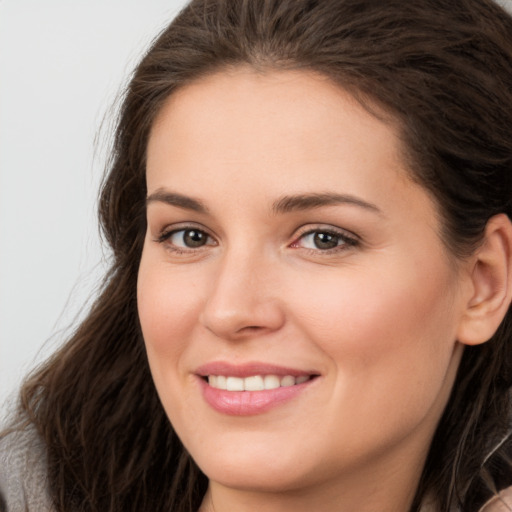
[{"xmin": 457, "ymin": 213, "xmax": 512, "ymax": 346}]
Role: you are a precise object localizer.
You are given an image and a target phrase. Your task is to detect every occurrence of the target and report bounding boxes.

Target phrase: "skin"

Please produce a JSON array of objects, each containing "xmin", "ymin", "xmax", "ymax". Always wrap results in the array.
[{"xmin": 137, "ymin": 68, "xmax": 478, "ymax": 512}]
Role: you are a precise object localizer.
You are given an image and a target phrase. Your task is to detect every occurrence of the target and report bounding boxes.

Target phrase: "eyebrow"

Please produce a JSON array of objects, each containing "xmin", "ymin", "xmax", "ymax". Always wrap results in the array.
[
  {"xmin": 146, "ymin": 189, "xmax": 209, "ymax": 214},
  {"xmin": 272, "ymin": 193, "xmax": 382, "ymax": 215},
  {"xmin": 146, "ymin": 189, "xmax": 382, "ymax": 216}
]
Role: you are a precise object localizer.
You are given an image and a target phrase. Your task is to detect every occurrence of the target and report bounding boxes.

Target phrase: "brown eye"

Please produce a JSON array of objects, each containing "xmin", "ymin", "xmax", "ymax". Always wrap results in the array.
[
  {"xmin": 312, "ymin": 232, "xmax": 339, "ymax": 249},
  {"xmin": 292, "ymin": 228, "xmax": 359, "ymax": 253},
  {"xmin": 161, "ymin": 228, "xmax": 213, "ymax": 249},
  {"xmin": 182, "ymin": 229, "xmax": 208, "ymax": 248},
  {"xmin": 299, "ymin": 231, "xmax": 344, "ymax": 250}
]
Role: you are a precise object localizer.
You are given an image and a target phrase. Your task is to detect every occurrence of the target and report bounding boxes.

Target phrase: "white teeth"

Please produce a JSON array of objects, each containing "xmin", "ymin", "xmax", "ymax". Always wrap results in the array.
[
  {"xmin": 244, "ymin": 375, "xmax": 264, "ymax": 391},
  {"xmin": 226, "ymin": 376, "xmax": 244, "ymax": 391},
  {"xmin": 264, "ymin": 375, "xmax": 280, "ymax": 389},
  {"xmin": 280, "ymin": 375, "xmax": 295, "ymax": 387},
  {"xmin": 207, "ymin": 374, "xmax": 311, "ymax": 391}
]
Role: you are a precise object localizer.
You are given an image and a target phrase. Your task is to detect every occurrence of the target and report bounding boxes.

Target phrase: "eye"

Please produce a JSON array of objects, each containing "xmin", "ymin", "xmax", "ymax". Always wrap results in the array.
[
  {"xmin": 302, "ymin": 231, "xmax": 340, "ymax": 250},
  {"xmin": 291, "ymin": 228, "xmax": 358, "ymax": 252},
  {"xmin": 157, "ymin": 227, "xmax": 215, "ymax": 250}
]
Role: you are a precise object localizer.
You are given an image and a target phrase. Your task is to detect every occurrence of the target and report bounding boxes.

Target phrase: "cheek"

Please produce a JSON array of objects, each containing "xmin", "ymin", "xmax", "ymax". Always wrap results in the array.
[
  {"xmin": 136, "ymin": 251, "xmax": 202, "ymax": 394},
  {"xmin": 288, "ymin": 255, "xmax": 460, "ymax": 416},
  {"xmin": 294, "ymin": 265, "xmax": 453, "ymax": 344},
  {"xmin": 137, "ymin": 253, "xmax": 210, "ymax": 428}
]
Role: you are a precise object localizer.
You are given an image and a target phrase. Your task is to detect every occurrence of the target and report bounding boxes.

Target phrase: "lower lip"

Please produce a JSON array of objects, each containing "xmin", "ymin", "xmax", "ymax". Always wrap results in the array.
[{"xmin": 199, "ymin": 377, "xmax": 316, "ymax": 416}]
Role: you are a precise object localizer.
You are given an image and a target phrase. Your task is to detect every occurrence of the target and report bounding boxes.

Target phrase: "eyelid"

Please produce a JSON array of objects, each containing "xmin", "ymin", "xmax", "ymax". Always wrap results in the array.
[
  {"xmin": 153, "ymin": 220, "xmax": 212, "ymax": 238},
  {"xmin": 293, "ymin": 223, "xmax": 358, "ymax": 240},
  {"xmin": 153, "ymin": 222, "xmax": 217, "ymax": 249},
  {"xmin": 289, "ymin": 224, "xmax": 360, "ymax": 251}
]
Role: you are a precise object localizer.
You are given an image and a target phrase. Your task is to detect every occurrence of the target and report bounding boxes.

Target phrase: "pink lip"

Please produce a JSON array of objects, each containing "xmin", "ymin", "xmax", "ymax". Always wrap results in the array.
[
  {"xmin": 195, "ymin": 361, "xmax": 314, "ymax": 378},
  {"xmin": 195, "ymin": 361, "xmax": 319, "ymax": 416}
]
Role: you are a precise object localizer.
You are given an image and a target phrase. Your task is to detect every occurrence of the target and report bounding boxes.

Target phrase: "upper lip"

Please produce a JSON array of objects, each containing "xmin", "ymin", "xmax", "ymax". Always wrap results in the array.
[{"xmin": 195, "ymin": 361, "xmax": 318, "ymax": 378}]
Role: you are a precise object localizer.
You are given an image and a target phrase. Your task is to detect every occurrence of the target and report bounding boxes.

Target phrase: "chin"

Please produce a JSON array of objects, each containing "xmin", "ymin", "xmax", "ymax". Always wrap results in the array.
[
  {"xmin": 191, "ymin": 442, "xmax": 318, "ymax": 493},
  {"xmin": 203, "ymin": 464, "xmax": 311, "ymax": 493}
]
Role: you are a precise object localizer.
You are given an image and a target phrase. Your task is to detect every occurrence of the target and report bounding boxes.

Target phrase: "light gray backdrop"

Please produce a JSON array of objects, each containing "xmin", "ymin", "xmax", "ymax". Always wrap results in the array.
[{"xmin": 1, "ymin": 0, "xmax": 512, "ymax": 410}]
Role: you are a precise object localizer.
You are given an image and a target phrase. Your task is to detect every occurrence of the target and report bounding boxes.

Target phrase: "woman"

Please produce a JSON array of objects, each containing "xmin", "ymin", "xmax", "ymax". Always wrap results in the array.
[{"xmin": 1, "ymin": 0, "xmax": 512, "ymax": 511}]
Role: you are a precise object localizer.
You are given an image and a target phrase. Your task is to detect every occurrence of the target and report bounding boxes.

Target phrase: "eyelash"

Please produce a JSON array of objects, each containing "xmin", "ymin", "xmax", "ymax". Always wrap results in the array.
[
  {"xmin": 290, "ymin": 227, "xmax": 359, "ymax": 254},
  {"xmin": 155, "ymin": 226, "xmax": 216, "ymax": 254},
  {"xmin": 155, "ymin": 225, "xmax": 359, "ymax": 255}
]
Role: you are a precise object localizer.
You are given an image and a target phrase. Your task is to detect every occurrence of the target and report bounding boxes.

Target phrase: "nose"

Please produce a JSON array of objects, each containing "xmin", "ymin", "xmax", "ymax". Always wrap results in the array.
[{"xmin": 199, "ymin": 248, "xmax": 286, "ymax": 340}]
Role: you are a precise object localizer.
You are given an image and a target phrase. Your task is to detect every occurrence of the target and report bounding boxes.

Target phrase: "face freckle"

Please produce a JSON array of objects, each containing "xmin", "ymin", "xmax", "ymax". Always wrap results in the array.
[{"xmin": 137, "ymin": 68, "xmax": 468, "ymax": 505}]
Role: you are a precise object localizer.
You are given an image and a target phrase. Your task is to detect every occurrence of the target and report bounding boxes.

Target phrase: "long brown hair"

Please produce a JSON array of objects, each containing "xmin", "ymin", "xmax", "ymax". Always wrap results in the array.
[{"xmin": 13, "ymin": 1, "xmax": 512, "ymax": 510}]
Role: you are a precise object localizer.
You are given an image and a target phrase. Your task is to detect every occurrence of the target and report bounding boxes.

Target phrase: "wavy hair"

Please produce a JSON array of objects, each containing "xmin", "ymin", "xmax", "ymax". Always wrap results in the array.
[{"xmin": 13, "ymin": 0, "xmax": 512, "ymax": 510}]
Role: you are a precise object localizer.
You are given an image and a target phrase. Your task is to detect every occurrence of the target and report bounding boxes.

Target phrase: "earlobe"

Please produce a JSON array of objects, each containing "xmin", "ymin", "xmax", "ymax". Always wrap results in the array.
[{"xmin": 457, "ymin": 214, "xmax": 512, "ymax": 346}]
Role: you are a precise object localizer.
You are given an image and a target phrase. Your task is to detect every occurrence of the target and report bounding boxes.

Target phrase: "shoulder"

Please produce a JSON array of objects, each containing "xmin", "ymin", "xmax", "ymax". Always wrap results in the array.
[
  {"xmin": 0, "ymin": 425, "xmax": 54, "ymax": 512},
  {"xmin": 479, "ymin": 487, "xmax": 512, "ymax": 512}
]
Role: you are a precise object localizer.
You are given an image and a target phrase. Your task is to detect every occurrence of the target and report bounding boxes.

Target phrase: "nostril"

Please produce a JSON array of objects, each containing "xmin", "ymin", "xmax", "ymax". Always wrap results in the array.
[
  {"xmin": 235, "ymin": 324, "xmax": 262, "ymax": 331},
  {"xmin": 235, "ymin": 325, "xmax": 266, "ymax": 335}
]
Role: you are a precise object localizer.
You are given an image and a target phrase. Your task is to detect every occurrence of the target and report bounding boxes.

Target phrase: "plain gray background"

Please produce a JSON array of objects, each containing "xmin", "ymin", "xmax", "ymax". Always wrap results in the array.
[{"xmin": 1, "ymin": 0, "xmax": 512, "ymax": 410}]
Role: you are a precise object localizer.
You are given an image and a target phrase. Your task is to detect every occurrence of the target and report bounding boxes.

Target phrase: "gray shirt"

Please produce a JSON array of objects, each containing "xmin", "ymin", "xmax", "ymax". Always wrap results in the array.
[{"xmin": 0, "ymin": 427, "xmax": 52, "ymax": 512}]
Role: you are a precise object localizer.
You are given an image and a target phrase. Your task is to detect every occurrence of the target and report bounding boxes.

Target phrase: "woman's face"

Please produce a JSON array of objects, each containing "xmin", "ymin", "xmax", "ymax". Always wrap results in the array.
[{"xmin": 138, "ymin": 69, "xmax": 470, "ymax": 501}]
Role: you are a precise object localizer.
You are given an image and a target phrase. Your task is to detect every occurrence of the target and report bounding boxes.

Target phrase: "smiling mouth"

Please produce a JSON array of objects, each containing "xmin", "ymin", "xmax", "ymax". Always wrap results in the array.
[
  {"xmin": 206, "ymin": 374, "xmax": 314, "ymax": 391},
  {"xmin": 198, "ymin": 367, "xmax": 319, "ymax": 415}
]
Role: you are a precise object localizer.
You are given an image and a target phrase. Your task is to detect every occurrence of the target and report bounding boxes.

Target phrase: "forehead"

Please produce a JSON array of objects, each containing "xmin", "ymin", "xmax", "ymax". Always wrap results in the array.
[
  {"xmin": 148, "ymin": 68, "xmax": 406, "ymax": 185},
  {"xmin": 145, "ymin": 68, "xmax": 440, "ymax": 236}
]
